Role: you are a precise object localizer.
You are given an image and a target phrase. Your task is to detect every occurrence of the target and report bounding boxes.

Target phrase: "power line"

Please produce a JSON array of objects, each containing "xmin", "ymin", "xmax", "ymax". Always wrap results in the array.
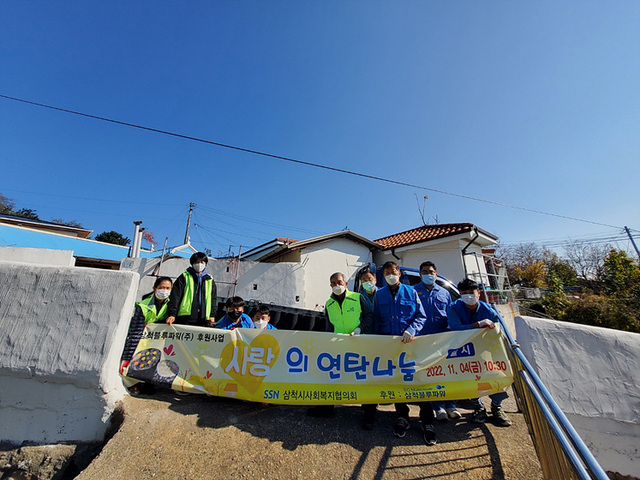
[{"xmin": 0, "ymin": 93, "xmax": 625, "ymax": 230}]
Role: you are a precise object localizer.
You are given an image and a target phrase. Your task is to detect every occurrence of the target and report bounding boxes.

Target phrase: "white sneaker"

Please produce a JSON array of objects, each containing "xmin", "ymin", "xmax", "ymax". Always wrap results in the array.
[
  {"xmin": 446, "ymin": 407, "xmax": 462, "ymax": 420},
  {"xmin": 435, "ymin": 408, "xmax": 448, "ymax": 421}
]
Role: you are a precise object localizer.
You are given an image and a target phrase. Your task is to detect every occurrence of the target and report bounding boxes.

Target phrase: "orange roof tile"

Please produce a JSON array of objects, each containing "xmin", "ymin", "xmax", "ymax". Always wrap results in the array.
[{"xmin": 375, "ymin": 223, "xmax": 475, "ymax": 249}]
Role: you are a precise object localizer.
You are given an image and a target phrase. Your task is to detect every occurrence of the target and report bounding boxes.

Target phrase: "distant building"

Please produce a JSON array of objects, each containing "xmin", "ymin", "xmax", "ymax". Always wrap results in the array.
[{"xmin": 0, "ymin": 214, "xmax": 191, "ymax": 269}]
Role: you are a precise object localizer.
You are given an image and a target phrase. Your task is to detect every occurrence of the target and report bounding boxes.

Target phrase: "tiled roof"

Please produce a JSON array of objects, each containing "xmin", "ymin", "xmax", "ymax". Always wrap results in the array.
[{"xmin": 375, "ymin": 223, "xmax": 475, "ymax": 249}]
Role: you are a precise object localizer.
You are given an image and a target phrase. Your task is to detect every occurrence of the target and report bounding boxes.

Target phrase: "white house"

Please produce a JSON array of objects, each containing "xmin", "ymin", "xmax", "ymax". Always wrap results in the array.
[
  {"xmin": 374, "ymin": 223, "xmax": 499, "ymax": 286},
  {"xmin": 240, "ymin": 223, "xmax": 502, "ymax": 310},
  {"xmin": 241, "ymin": 230, "xmax": 380, "ymax": 310}
]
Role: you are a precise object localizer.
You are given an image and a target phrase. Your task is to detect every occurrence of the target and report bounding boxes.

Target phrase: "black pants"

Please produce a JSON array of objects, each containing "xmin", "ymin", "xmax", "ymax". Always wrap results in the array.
[{"xmin": 395, "ymin": 402, "xmax": 434, "ymax": 425}]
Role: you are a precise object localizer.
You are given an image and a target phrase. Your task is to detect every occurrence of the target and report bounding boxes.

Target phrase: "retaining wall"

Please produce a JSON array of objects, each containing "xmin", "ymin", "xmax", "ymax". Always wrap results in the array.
[
  {"xmin": 0, "ymin": 261, "xmax": 138, "ymax": 444},
  {"xmin": 515, "ymin": 316, "xmax": 639, "ymax": 477}
]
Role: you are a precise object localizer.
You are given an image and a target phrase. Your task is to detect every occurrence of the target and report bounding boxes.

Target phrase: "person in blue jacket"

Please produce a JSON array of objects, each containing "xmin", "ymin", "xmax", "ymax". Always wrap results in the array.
[
  {"xmin": 414, "ymin": 261, "xmax": 461, "ymax": 422},
  {"xmin": 215, "ymin": 296, "xmax": 256, "ymax": 329},
  {"xmin": 373, "ymin": 261, "xmax": 437, "ymax": 445},
  {"xmin": 447, "ymin": 278, "xmax": 512, "ymax": 427},
  {"xmin": 251, "ymin": 304, "xmax": 277, "ymax": 330}
]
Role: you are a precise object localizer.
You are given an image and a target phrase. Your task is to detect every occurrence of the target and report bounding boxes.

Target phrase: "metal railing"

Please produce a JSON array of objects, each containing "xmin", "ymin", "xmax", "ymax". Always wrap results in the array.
[
  {"xmin": 497, "ymin": 313, "xmax": 609, "ymax": 480},
  {"xmin": 464, "ymin": 251, "xmax": 515, "ymax": 305}
]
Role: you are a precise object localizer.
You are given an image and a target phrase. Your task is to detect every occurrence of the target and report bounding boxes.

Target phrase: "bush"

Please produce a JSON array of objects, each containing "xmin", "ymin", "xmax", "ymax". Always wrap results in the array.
[{"xmin": 560, "ymin": 294, "xmax": 640, "ymax": 333}]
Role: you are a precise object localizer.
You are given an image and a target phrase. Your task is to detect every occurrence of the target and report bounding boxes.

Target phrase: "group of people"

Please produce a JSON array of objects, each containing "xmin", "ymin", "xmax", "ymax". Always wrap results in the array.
[
  {"xmin": 120, "ymin": 252, "xmax": 277, "ymax": 381},
  {"xmin": 316, "ymin": 260, "xmax": 512, "ymax": 446},
  {"xmin": 120, "ymin": 252, "xmax": 512, "ymax": 446}
]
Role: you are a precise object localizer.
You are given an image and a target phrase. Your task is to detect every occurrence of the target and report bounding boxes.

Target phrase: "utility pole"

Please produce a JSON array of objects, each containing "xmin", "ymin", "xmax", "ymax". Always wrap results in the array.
[
  {"xmin": 624, "ymin": 226, "xmax": 640, "ymax": 260},
  {"xmin": 184, "ymin": 202, "xmax": 194, "ymax": 245}
]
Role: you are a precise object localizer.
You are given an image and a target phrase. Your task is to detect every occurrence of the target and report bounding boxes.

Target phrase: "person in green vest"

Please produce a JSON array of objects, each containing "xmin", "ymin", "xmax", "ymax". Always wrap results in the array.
[
  {"xmin": 120, "ymin": 276, "xmax": 173, "ymax": 394},
  {"xmin": 166, "ymin": 252, "xmax": 217, "ymax": 327},
  {"xmin": 324, "ymin": 271, "xmax": 372, "ymax": 335},
  {"xmin": 307, "ymin": 271, "xmax": 373, "ymax": 421}
]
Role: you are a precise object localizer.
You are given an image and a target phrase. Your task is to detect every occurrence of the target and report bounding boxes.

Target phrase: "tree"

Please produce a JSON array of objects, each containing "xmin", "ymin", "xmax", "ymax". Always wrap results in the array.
[
  {"xmin": 14, "ymin": 208, "xmax": 39, "ymax": 220},
  {"xmin": 542, "ymin": 249, "xmax": 577, "ymax": 287},
  {"xmin": 51, "ymin": 218, "xmax": 84, "ymax": 228},
  {"xmin": 514, "ymin": 260, "xmax": 547, "ymax": 288},
  {"xmin": 564, "ymin": 240, "xmax": 610, "ymax": 292},
  {"xmin": 601, "ymin": 249, "xmax": 640, "ymax": 298},
  {"xmin": 498, "ymin": 243, "xmax": 547, "ymax": 287},
  {"xmin": 0, "ymin": 193, "xmax": 15, "ymax": 214},
  {"xmin": 141, "ymin": 230, "xmax": 157, "ymax": 247},
  {"xmin": 95, "ymin": 230, "xmax": 130, "ymax": 246}
]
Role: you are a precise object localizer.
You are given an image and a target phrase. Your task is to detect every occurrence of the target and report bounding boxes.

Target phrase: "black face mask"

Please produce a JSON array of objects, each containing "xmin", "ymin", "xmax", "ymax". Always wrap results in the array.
[{"xmin": 228, "ymin": 310, "xmax": 242, "ymax": 321}]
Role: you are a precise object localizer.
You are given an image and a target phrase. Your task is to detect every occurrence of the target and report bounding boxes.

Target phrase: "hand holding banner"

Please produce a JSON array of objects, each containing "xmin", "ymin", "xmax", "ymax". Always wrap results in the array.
[{"xmin": 124, "ymin": 324, "xmax": 513, "ymax": 404}]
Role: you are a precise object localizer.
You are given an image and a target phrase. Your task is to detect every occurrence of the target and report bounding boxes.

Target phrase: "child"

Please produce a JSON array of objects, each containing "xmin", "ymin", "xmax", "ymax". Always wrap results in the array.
[
  {"xmin": 215, "ymin": 296, "xmax": 256, "ymax": 329},
  {"xmin": 252, "ymin": 304, "xmax": 277, "ymax": 330},
  {"xmin": 166, "ymin": 252, "xmax": 217, "ymax": 327}
]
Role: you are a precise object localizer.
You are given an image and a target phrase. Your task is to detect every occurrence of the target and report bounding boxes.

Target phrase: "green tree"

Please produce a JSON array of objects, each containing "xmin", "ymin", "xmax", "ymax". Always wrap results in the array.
[
  {"xmin": 543, "ymin": 273, "xmax": 569, "ymax": 319},
  {"xmin": 601, "ymin": 249, "xmax": 640, "ymax": 297},
  {"xmin": 95, "ymin": 230, "xmax": 131, "ymax": 246},
  {"xmin": 543, "ymin": 249, "xmax": 577, "ymax": 286},
  {"xmin": 51, "ymin": 218, "xmax": 84, "ymax": 228},
  {"xmin": 14, "ymin": 208, "xmax": 39, "ymax": 220},
  {"xmin": 0, "ymin": 193, "xmax": 15, "ymax": 214}
]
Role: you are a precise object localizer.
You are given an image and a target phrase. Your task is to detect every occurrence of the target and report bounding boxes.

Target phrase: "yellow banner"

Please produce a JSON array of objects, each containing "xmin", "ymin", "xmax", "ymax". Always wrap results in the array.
[{"xmin": 124, "ymin": 324, "xmax": 513, "ymax": 404}]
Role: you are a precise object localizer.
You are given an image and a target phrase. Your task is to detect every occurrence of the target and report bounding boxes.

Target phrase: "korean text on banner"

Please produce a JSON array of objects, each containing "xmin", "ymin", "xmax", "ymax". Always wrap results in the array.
[{"xmin": 124, "ymin": 325, "xmax": 513, "ymax": 405}]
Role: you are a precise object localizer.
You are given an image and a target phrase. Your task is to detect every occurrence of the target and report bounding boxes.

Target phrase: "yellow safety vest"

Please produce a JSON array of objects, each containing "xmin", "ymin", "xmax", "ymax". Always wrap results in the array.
[
  {"xmin": 177, "ymin": 272, "xmax": 213, "ymax": 319},
  {"xmin": 137, "ymin": 295, "xmax": 169, "ymax": 325},
  {"xmin": 325, "ymin": 290, "xmax": 361, "ymax": 334}
]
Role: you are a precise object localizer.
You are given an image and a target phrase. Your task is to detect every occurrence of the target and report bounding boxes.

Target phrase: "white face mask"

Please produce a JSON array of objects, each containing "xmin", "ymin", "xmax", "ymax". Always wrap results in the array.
[
  {"xmin": 461, "ymin": 293, "xmax": 478, "ymax": 306},
  {"xmin": 255, "ymin": 320, "xmax": 268, "ymax": 329},
  {"xmin": 155, "ymin": 289, "xmax": 171, "ymax": 300},
  {"xmin": 332, "ymin": 285, "xmax": 346, "ymax": 296},
  {"xmin": 192, "ymin": 262, "xmax": 206, "ymax": 273},
  {"xmin": 385, "ymin": 274, "xmax": 400, "ymax": 285}
]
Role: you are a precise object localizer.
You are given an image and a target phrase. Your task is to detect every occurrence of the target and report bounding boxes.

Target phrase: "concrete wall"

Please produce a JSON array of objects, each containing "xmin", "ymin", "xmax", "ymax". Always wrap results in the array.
[
  {"xmin": 0, "ymin": 261, "xmax": 138, "ymax": 444},
  {"xmin": 515, "ymin": 316, "xmax": 640, "ymax": 477},
  {"xmin": 300, "ymin": 238, "xmax": 374, "ymax": 310},
  {"xmin": 121, "ymin": 257, "xmax": 307, "ymax": 310},
  {"xmin": 0, "ymin": 247, "xmax": 75, "ymax": 266}
]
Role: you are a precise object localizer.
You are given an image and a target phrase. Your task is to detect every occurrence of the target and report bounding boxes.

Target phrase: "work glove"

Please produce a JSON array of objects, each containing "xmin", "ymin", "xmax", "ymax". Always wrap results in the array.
[{"xmin": 476, "ymin": 319, "xmax": 495, "ymax": 329}]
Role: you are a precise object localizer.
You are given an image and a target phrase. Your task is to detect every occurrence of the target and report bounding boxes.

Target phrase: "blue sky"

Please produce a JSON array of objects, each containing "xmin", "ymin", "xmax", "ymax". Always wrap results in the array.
[{"xmin": 1, "ymin": 1, "xmax": 639, "ymax": 257}]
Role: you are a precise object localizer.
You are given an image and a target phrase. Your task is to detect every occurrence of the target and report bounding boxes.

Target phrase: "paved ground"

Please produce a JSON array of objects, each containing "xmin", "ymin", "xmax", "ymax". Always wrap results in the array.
[{"xmin": 68, "ymin": 387, "xmax": 543, "ymax": 480}]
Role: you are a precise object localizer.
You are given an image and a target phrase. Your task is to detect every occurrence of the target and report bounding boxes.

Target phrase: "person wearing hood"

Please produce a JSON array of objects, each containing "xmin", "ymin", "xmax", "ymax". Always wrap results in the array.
[{"xmin": 166, "ymin": 252, "xmax": 217, "ymax": 327}]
